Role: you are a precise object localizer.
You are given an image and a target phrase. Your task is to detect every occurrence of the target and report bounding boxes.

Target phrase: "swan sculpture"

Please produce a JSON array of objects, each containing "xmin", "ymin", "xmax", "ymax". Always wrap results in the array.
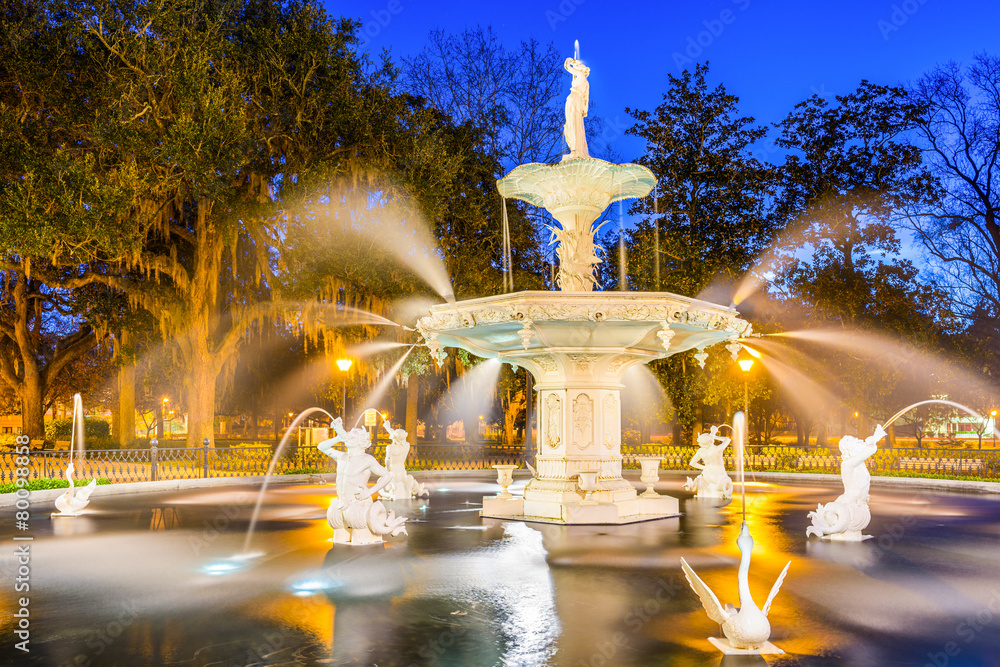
[
  {"xmin": 680, "ymin": 522, "xmax": 790, "ymax": 653},
  {"xmin": 53, "ymin": 462, "xmax": 98, "ymax": 516}
]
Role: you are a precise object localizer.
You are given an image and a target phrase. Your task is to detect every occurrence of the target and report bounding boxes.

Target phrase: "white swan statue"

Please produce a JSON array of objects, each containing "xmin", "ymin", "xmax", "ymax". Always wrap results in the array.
[
  {"xmin": 53, "ymin": 463, "xmax": 98, "ymax": 516},
  {"xmin": 680, "ymin": 522, "xmax": 791, "ymax": 654}
]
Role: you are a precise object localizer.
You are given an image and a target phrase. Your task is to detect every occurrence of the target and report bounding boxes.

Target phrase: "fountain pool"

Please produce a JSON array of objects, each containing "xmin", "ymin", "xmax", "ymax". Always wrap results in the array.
[{"xmin": 2, "ymin": 472, "xmax": 999, "ymax": 666}]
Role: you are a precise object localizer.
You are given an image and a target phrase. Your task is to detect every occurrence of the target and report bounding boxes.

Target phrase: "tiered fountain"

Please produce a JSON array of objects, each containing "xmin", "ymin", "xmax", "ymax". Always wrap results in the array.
[{"xmin": 417, "ymin": 45, "xmax": 751, "ymax": 524}]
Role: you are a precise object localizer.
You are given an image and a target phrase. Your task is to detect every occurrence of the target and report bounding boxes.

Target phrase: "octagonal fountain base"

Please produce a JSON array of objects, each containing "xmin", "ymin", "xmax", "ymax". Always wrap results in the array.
[{"xmin": 482, "ymin": 493, "xmax": 678, "ymax": 524}]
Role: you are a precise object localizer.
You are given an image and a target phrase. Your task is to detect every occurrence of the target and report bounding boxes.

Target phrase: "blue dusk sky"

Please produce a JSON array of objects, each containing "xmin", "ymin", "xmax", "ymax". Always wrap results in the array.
[{"xmin": 327, "ymin": 0, "xmax": 1000, "ymax": 162}]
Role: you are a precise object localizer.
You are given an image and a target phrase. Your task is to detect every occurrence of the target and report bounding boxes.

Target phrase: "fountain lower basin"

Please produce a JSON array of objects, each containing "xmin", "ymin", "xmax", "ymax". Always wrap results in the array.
[{"xmin": 418, "ymin": 290, "xmax": 751, "ymax": 524}]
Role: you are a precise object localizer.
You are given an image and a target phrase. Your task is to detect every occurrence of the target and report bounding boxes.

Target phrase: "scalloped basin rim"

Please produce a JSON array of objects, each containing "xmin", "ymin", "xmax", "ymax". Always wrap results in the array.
[
  {"xmin": 426, "ymin": 290, "xmax": 741, "ymax": 317},
  {"xmin": 496, "ymin": 157, "xmax": 656, "ymax": 207}
]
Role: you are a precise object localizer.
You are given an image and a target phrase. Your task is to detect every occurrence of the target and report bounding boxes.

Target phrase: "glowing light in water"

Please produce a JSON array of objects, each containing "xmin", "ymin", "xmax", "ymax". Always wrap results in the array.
[{"xmin": 243, "ymin": 406, "xmax": 336, "ymax": 554}]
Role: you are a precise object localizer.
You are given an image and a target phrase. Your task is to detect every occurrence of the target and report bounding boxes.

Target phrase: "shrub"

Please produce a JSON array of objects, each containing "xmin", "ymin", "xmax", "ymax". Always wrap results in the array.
[
  {"xmin": 0, "ymin": 477, "xmax": 111, "ymax": 494},
  {"xmin": 45, "ymin": 418, "xmax": 111, "ymax": 440}
]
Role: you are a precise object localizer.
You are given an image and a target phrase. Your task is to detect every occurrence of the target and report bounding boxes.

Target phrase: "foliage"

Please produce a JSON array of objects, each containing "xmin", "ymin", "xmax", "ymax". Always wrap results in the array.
[
  {"xmin": 0, "ymin": 477, "xmax": 111, "ymax": 494},
  {"xmin": 907, "ymin": 54, "xmax": 1000, "ymax": 317},
  {"xmin": 45, "ymin": 418, "xmax": 111, "ymax": 440},
  {"xmin": 616, "ymin": 63, "xmax": 780, "ymax": 296}
]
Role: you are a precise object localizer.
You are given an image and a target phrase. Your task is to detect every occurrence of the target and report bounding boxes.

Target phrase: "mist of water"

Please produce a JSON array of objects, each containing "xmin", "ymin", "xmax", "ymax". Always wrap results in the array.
[
  {"xmin": 884, "ymin": 400, "xmax": 984, "ymax": 428},
  {"xmin": 347, "ymin": 341, "xmax": 409, "ymax": 359},
  {"xmin": 300, "ymin": 179, "xmax": 455, "ymax": 303},
  {"xmin": 771, "ymin": 328, "xmax": 1000, "ymax": 402},
  {"xmin": 431, "ymin": 359, "xmax": 503, "ymax": 433},
  {"xmin": 746, "ymin": 339, "xmax": 847, "ymax": 416},
  {"xmin": 352, "ymin": 345, "xmax": 416, "ymax": 425}
]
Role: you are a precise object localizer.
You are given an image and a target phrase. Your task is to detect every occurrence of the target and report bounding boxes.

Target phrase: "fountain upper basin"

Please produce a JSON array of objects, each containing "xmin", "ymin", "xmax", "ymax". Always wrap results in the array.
[{"xmin": 417, "ymin": 290, "xmax": 751, "ymax": 378}]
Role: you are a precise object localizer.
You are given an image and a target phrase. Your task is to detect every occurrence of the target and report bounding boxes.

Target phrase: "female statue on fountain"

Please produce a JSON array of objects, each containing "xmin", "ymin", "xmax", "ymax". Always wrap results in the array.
[
  {"xmin": 684, "ymin": 426, "xmax": 734, "ymax": 498},
  {"xmin": 562, "ymin": 56, "xmax": 590, "ymax": 159},
  {"xmin": 317, "ymin": 417, "xmax": 407, "ymax": 544}
]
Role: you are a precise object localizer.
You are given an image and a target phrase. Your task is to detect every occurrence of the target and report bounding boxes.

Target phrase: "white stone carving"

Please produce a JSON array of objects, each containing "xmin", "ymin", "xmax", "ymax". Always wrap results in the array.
[
  {"xmin": 683, "ymin": 425, "xmax": 734, "ymax": 499},
  {"xmin": 518, "ymin": 318, "xmax": 535, "ymax": 349},
  {"xmin": 570, "ymin": 354, "xmax": 597, "ymax": 372},
  {"xmin": 573, "ymin": 393, "xmax": 594, "ymax": 449},
  {"xmin": 545, "ymin": 393, "xmax": 562, "ymax": 449},
  {"xmin": 657, "ymin": 321, "xmax": 676, "ymax": 352},
  {"xmin": 806, "ymin": 425, "xmax": 885, "ymax": 541},
  {"xmin": 319, "ymin": 417, "xmax": 407, "ymax": 545},
  {"xmin": 603, "ymin": 394, "xmax": 618, "ymax": 449},
  {"xmin": 694, "ymin": 347, "xmax": 709, "ymax": 368},
  {"xmin": 681, "ymin": 523, "xmax": 791, "ymax": 654},
  {"xmin": 380, "ymin": 419, "xmax": 428, "ymax": 500},
  {"xmin": 533, "ymin": 355, "xmax": 558, "ymax": 373},
  {"xmin": 563, "ymin": 52, "xmax": 590, "ymax": 160}
]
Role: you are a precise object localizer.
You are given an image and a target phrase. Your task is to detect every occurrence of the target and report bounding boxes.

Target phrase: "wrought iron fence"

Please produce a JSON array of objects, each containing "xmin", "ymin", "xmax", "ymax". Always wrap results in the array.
[
  {"xmin": 2, "ymin": 442, "xmax": 997, "ymax": 487},
  {"xmin": 620, "ymin": 444, "xmax": 1000, "ymax": 479},
  {"xmin": 0, "ymin": 442, "xmax": 524, "ymax": 485}
]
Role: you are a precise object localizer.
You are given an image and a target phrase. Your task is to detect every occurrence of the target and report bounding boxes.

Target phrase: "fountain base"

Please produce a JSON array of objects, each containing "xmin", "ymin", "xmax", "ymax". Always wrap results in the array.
[
  {"xmin": 707, "ymin": 637, "xmax": 784, "ymax": 655},
  {"xmin": 482, "ymin": 493, "xmax": 678, "ymax": 524}
]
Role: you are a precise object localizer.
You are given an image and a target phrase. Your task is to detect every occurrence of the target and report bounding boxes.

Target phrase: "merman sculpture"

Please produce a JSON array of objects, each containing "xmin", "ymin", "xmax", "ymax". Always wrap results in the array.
[
  {"xmin": 806, "ymin": 424, "xmax": 885, "ymax": 541},
  {"xmin": 318, "ymin": 417, "xmax": 407, "ymax": 545},
  {"xmin": 683, "ymin": 425, "xmax": 734, "ymax": 499},
  {"xmin": 681, "ymin": 523, "xmax": 791, "ymax": 654},
  {"xmin": 380, "ymin": 419, "xmax": 428, "ymax": 500}
]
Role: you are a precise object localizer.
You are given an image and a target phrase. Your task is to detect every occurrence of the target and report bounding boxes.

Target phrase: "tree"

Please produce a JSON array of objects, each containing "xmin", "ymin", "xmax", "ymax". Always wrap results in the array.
[
  {"xmin": 0, "ymin": 1, "xmax": 154, "ymax": 437},
  {"xmin": 907, "ymin": 54, "xmax": 1000, "ymax": 317},
  {"xmin": 620, "ymin": 63, "xmax": 779, "ymax": 296},
  {"xmin": 403, "ymin": 27, "xmax": 565, "ymax": 172},
  {"xmin": 3, "ymin": 0, "xmax": 484, "ymax": 446},
  {"xmin": 770, "ymin": 80, "xmax": 952, "ymax": 433},
  {"xmin": 616, "ymin": 63, "xmax": 779, "ymax": 444}
]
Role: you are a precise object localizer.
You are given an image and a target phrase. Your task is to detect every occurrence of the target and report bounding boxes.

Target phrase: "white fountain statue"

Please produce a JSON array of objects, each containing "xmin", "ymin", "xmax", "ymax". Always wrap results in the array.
[
  {"xmin": 417, "ymin": 42, "xmax": 750, "ymax": 524},
  {"xmin": 53, "ymin": 393, "xmax": 97, "ymax": 517},
  {"xmin": 683, "ymin": 425, "xmax": 734, "ymax": 499},
  {"xmin": 53, "ymin": 462, "xmax": 98, "ymax": 517},
  {"xmin": 318, "ymin": 417, "xmax": 407, "ymax": 545},
  {"xmin": 806, "ymin": 424, "xmax": 886, "ymax": 541},
  {"xmin": 681, "ymin": 523, "xmax": 791, "ymax": 655},
  {"xmin": 380, "ymin": 419, "xmax": 428, "ymax": 500},
  {"xmin": 680, "ymin": 411, "xmax": 791, "ymax": 655}
]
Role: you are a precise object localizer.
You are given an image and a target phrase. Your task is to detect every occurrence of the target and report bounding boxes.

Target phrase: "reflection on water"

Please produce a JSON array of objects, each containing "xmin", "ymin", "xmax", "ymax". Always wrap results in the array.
[{"xmin": 0, "ymin": 474, "xmax": 999, "ymax": 665}]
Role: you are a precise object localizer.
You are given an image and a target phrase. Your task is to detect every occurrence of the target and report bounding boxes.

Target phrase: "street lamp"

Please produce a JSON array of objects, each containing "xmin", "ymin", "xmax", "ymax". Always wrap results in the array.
[
  {"xmin": 991, "ymin": 409, "xmax": 997, "ymax": 449},
  {"xmin": 336, "ymin": 358, "xmax": 353, "ymax": 419}
]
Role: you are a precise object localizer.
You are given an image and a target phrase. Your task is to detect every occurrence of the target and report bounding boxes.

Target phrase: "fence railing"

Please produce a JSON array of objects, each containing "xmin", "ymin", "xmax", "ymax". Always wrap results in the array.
[
  {"xmin": 620, "ymin": 444, "xmax": 1000, "ymax": 478},
  {"xmin": 0, "ymin": 442, "xmax": 525, "ymax": 485},
  {"xmin": 2, "ymin": 443, "xmax": 998, "ymax": 487}
]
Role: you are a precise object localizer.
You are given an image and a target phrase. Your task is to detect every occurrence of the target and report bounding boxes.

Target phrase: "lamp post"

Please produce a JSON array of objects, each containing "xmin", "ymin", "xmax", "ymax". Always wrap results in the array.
[
  {"xmin": 336, "ymin": 358, "xmax": 353, "ymax": 419},
  {"xmin": 737, "ymin": 355, "xmax": 754, "ymax": 449},
  {"xmin": 991, "ymin": 409, "xmax": 997, "ymax": 449}
]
